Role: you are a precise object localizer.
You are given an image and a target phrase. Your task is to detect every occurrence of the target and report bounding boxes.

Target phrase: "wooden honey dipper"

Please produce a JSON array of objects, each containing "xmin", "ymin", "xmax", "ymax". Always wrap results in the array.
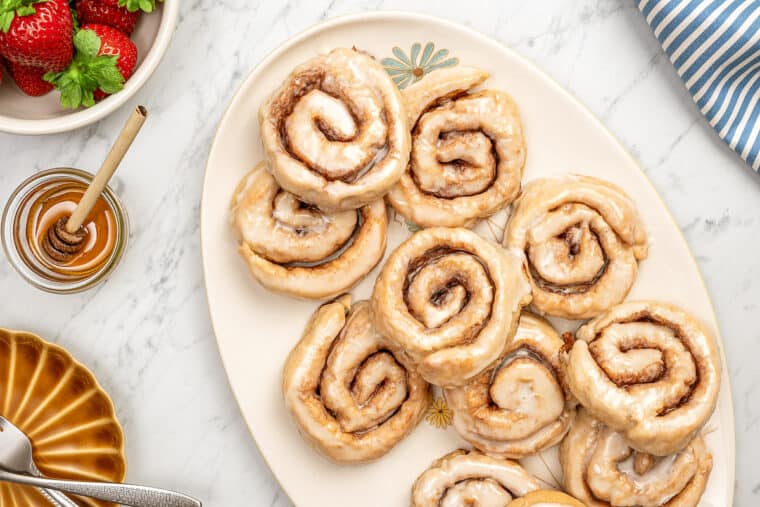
[{"xmin": 43, "ymin": 106, "xmax": 148, "ymax": 263}]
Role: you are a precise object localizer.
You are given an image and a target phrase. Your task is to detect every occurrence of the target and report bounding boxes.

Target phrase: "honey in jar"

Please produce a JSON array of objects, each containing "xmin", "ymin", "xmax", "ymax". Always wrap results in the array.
[{"xmin": 2, "ymin": 169, "xmax": 128, "ymax": 293}]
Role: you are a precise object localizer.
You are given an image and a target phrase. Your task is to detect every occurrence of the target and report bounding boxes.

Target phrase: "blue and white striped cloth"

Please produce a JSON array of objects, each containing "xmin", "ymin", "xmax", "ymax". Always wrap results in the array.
[{"xmin": 639, "ymin": 0, "xmax": 760, "ymax": 171}]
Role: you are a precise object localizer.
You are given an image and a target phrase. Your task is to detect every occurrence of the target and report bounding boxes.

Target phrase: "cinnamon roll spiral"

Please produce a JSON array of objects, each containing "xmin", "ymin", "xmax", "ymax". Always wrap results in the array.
[
  {"xmin": 503, "ymin": 175, "xmax": 648, "ymax": 319},
  {"xmin": 231, "ymin": 164, "xmax": 387, "ymax": 299},
  {"xmin": 259, "ymin": 48, "xmax": 410, "ymax": 211},
  {"xmin": 371, "ymin": 227, "xmax": 532, "ymax": 387},
  {"xmin": 411, "ymin": 450, "xmax": 541, "ymax": 507},
  {"xmin": 566, "ymin": 301, "xmax": 721, "ymax": 456},
  {"xmin": 560, "ymin": 409, "xmax": 712, "ymax": 507},
  {"xmin": 282, "ymin": 295, "xmax": 430, "ymax": 463},
  {"xmin": 444, "ymin": 313, "xmax": 576, "ymax": 458},
  {"xmin": 386, "ymin": 67, "xmax": 526, "ymax": 228}
]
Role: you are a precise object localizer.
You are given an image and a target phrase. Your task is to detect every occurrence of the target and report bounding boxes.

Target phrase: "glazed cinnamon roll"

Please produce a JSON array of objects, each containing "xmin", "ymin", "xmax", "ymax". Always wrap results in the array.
[
  {"xmin": 371, "ymin": 227, "xmax": 532, "ymax": 387},
  {"xmin": 231, "ymin": 163, "xmax": 387, "ymax": 299},
  {"xmin": 283, "ymin": 295, "xmax": 430, "ymax": 463},
  {"xmin": 503, "ymin": 175, "xmax": 648, "ymax": 319},
  {"xmin": 508, "ymin": 490, "xmax": 587, "ymax": 507},
  {"xmin": 560, "ymin": 409, "xmax": 712, "ymax": 507},
  {"xmin": 411, "ymin": 450, "xmax": 541, "ymax": 506},
  {"xmin": 444, "ymin": 313, "xmax": 576, "ymax": 458},
  {"xmin": 259, "ymin": 48, "xmax": 410, "ymax": 211},
  {"xmin": 566, "ymin": 301, "xmax": 721, "ymax": 456},
  {"xmin": 386, "ymin": 67, "xmax": 526, "ymax": 228}
]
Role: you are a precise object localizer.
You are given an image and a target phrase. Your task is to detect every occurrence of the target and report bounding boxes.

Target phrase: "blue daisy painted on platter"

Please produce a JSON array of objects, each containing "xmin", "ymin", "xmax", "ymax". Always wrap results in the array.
[{"xmin": 382, "ymin": 42, "xmax": 459, "ymax": 89}]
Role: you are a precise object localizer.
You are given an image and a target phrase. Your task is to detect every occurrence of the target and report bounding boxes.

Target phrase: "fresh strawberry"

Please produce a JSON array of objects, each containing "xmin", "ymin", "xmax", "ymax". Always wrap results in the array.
[
  {"xmin": 44, "ymin": 24, "xmax": 136, "ymax": 108},
  {"xmin": 87, "ymin": 23, "xmax": 135, "ymax": 100},
  {"xmin": 75, "ymin": 0, "xmax": 139, "ymax": 35},
  {"xmin": 97, "ymin": 0, "xmax": 161, "ymax": 14},
  {"xmin": 0, "ymin": 0, "xmax": 74, "ymax": 72},
  {"xmin": 7, "ymin": 61, "xmax": 53, "ymax": 96}
]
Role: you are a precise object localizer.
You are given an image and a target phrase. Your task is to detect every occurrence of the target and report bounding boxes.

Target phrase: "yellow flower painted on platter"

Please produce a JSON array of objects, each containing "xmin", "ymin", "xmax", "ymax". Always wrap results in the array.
[{"xmin": 426, "ymin": 397, "xmax": 453, "ymax": 429}]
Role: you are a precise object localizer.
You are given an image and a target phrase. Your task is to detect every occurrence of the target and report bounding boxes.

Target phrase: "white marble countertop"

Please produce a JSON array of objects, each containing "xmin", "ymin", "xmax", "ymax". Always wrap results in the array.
[{"xmin": 0, "ymin": 1, "xmax": 757, "ymax": 505}]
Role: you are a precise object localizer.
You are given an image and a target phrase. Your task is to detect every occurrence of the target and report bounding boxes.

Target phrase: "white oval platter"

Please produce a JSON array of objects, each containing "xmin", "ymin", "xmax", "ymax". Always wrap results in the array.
[{"xmin": 201, "ymin": 12, "xmax": 735, "ymax": 507}]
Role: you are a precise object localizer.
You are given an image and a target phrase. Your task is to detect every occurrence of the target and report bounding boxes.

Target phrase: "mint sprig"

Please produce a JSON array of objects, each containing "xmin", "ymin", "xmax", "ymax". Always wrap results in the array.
[
  {"xmin": 0, "ymin": 0, "xmax": 48, "ymax": 33},
  {"xmin": 118, "ymin": 0, "xmax": 162, "ymax": 13},
  {"xmin": 44, "ymin": 29, "xmax": 124, "ymax": 109}
]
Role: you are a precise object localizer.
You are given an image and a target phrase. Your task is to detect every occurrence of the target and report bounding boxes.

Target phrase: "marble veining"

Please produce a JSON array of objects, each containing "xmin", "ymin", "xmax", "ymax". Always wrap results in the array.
[{"xmin": 0, "ymin": 1, "xmax": 758, "ymax": 505}]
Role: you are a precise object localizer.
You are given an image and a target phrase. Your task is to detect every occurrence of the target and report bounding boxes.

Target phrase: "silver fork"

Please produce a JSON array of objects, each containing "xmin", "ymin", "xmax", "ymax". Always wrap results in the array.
[
  {"xmin": 0, "ymin": 416, "xmax": 78, "ymax": 506},
  {"xmin": 0, "ymin": 417, "xmax": 202, "ymax": 507},
  {"xmin": 29, "ymin": 459, "xmax": 80, "ymax": 507}
]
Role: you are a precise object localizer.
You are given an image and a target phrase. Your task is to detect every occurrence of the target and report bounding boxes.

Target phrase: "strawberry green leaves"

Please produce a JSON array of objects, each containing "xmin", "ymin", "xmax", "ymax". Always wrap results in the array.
[
  {"xmin": 44, "ymin": 28, "xmax": 123, "ymax": 108},
  {"xmin": 70, "ymin": 7, "xmax": 79, "ymax": 31},
  {"xmin": 0, "ymin": 0, "xmax": 49, "ymax": 33},
  {"xmin": 73, "ymin": 25, "xmax": 99, "ymax": 54},
  {"xmin": 118, "ymin": 0, "xmax": 160, "ymax": 13}
]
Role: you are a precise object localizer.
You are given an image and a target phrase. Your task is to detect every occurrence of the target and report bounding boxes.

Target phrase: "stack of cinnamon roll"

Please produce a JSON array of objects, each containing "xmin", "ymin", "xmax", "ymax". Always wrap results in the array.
[{"xmin": 230, "ymin": 47, "xmax": 722, "ymax": 507}]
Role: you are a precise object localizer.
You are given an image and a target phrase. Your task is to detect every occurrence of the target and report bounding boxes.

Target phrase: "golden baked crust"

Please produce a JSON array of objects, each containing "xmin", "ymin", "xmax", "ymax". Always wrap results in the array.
[
  {"xmin": 508, "ymin": 490, "xmax": 587, "ymax": 507},
  {"xmin": 231, "ymin": 163, "xmax": 386, "ymax": 299},
  {"xmin": 560, "ymin": 409, "xmax": 712, "ymax": 507},
  {"xmin": 504, "ymin": 175, "xmax": 647, "ymax": 319},
  {"xmin": 411, "ymin": 450, "xmax": 541, "ymax": 506},
  {"xmin": 566, "ymin": 301, "xmax": 721, "ymax": 456},
  {"xmin": 445, "ymin": 313, "xmax": 576, "ymax": 458},
  {"xmin": 370, "ymin": 227, "xmax": 532, "ymax": 387},
  {"xmin": 282, "ymin": 296, "xmax": 430, "ymax": 463},
  {"xmin": 259, "ymin": 48, "xmax": 410, "ymax": 211},
  {"xmin": 387, "ymin": 66, "xmax": 526, "ymax": 228}
]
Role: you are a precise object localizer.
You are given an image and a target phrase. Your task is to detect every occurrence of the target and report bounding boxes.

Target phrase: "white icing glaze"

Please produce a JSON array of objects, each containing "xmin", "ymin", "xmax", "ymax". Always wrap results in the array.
[
  {"xmin": 489, "ymin": 358, "xmax": 564, "ymax": 436},
  {"xmin": 371, "ymin": 228, "xmax": 531, "ymax": 387},
  {"xmin": 440, "ymin": 479, "xmax": 511, "ymax": 507},
  {"xmin": 282, "ymin": 297, "xmax": 430, "ymax": 463},
  {"xmin": 504, "ymin": 175, "xmax": 648, "ymax": 320},
  {"xmin": 561, "ymin": 409, "xmax": 714, "ymax": 507},
  {"xmin": 232, "ymin": 165, "xmax": 354, "ymax": 263},
  {"xmin": 260, "ymin": 48, "xmax": 410, "ymax": 211},
  {"xmin": 566, "ymin": 302, "xmax": 721, "ymax": 456},
  {"xmin": 386, "ymin": 66, "xmax": 526, "ymax": 228},
  {"xmin": 231, "ymin": 164, "xmax": 387, "ymax": 300},
  {"xmin": 411, "ymin": 450, "xmax": 541, "ymax": 507},
  {"xmin": 445, "ymin": 314, "xmax": 576, "ymax": 458},
  {"xmin": 406, "ymin": 253, "xmax": 492, "ymax": 333},
  {"xmin": 526, "ymin": 207, "xmax": 604, "ymax": 285},
  {"xmin": 586, "ymin": 430, "xmax": 696, "ymax": 506}
]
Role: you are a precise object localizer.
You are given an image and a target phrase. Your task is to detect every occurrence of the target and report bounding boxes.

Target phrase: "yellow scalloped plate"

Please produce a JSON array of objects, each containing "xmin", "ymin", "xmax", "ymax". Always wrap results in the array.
[{"xmin": 0, "ymin": 329, "xmax": 126, "ymax": 506}]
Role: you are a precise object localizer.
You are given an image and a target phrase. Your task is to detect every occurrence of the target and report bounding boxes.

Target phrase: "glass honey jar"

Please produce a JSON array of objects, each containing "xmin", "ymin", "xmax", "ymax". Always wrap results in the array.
[{"xmin": 2, "ymin": 168, "xmax": 129, "ymax": 293}]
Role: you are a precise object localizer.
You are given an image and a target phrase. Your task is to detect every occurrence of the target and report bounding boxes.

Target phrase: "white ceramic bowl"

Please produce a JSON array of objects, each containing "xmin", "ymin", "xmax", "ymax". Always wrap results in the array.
[{"xmin": 0, "ymin": 0, "xmax": 179, "ymax": 135}]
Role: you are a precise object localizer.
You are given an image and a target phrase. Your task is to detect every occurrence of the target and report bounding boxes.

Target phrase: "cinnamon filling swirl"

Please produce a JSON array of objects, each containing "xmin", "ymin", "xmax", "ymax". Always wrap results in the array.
[
  {"xmin": 231, "ymin": 163, "xmax": 386, "ymax": 300},
  {"xmin": 560, "ymin": 409, "xmax": 712, "ymax": 507},
  {"xmin": 283, "ymin": 296, "xmax": 430, "ymax": 463},
  {"xmin": 566, "ymin": 301, "xmax": 721, "ymax": 456},
  {"xmin": 411, "ymin": 450, "xmax": 542, "ymax": 507},
  {"xmin": 526, "ymin": 219, "xmax": 610, "ymax": 295},
  {"xmin": 504, "ymin": 175, "xmax": 648, "ymax": 319},
  {"xmin": 260, "ymin": 48, "xmax": 410, "ymax": 211},
  {"xmin": 371, "ymin": 227, "xmax": 531, "ymax": 387},
  {"xmin": 445, "ymin": 313, "xmax": 576, "ymax": 458},
  {"xmin": 386, "ymin": 66, "xmax": 526, "ymax": 228}
]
